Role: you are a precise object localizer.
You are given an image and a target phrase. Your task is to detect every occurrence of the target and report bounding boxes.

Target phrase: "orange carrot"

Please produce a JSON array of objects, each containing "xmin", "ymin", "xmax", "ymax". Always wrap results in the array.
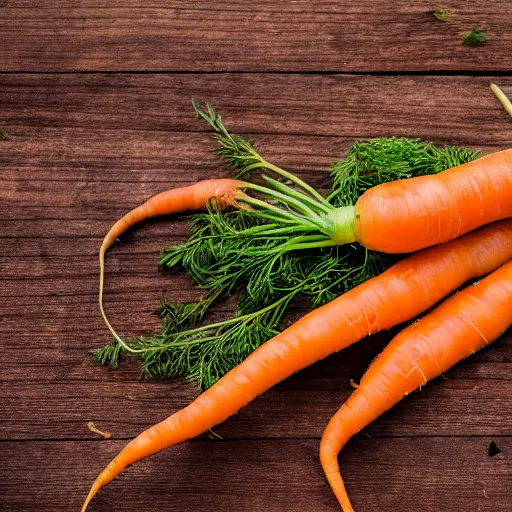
[
  {"xmin": 320, "ymin": 260, "xmax": 512, "ymax": 512},
  {"xmin": 330, "ymin": 148, "xmax": 512, "ymax": 253},
  {"xmin": 82, "ymin": 219, "xmax": 512, "ymax": 511},
  {"xmin": 98, "ymin": 179, "xmax": 244, "ymax": 343}
]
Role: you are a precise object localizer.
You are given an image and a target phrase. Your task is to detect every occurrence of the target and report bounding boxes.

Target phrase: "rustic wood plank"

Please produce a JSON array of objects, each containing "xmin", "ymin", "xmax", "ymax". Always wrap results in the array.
[
  {"xmin": 2, "ymin": 326, "xmax": 511, "ymax": 439},
  {"xmin": 1, "ymin": 75, "xmax": 512, "ymax": 146},
  {"xmin": 1, "ymin": 437, "xmax": 510, "ymax": 511},
  {"xmin": 0, "ymin": 128, "xmax": 373, "ymax": 185},
  {"xmin": 2, "ymin": 71, "xmax": 512, "ymax": 510},
  {"xmin": 2, "ymin": 1, "xmax": 512, "ymax": 72},
  {"xmin": 0, "ymin": 126, "xmax": 506, "ymax": 188}
]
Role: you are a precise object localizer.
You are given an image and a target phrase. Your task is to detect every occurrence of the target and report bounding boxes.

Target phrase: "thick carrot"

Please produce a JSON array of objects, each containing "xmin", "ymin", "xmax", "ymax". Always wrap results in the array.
[
  {"xmin": 320, "ymin": 260, "xmax": 512, "ymax": 512},
  {"xmin": 330, "ymin": 148, "xmax": 512, "ymax": 253},
  {"xmin": 81, "ymin": 219, "xmax": 512, "ymax": 511},
  {"xmin": 98, "ymin": 178, "xmax": 244, "ymax": 342}
]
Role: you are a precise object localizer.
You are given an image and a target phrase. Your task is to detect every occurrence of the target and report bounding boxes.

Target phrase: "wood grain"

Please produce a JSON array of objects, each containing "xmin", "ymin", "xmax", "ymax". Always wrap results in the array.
[
  {"xmin": 2, "ymin": 1, "xmax": 512, "ymax": 72},
  {"xmin": 2, "ymin": 351, "xmax": 512, "ymax": 440},
  {"xmin": 1, "ymin": 438, "xmax": 510, "ymax": 511},
  {"xmin": 2, "ymin": 71, "xmax": 512, "ymax": 511},
  {"xmin": 2, "ymin": 74, "xmax": 512, "ymax": 145}
]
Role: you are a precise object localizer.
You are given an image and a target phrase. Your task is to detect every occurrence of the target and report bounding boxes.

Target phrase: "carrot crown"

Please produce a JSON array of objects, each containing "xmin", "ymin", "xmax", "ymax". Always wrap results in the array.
[{"xmin": 326, "ymin": 206, "xmax": 356, "ymax": 245}]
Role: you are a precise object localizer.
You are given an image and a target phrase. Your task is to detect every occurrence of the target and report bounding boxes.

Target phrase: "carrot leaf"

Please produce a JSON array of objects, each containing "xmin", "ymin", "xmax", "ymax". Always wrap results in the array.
[
  {"xmin": 96, "ymin": 248, "xmax": 384, "ymax": 389},
  {"xmin": 192, "ymin": 99, "xmax": 331, "ymax": 207}
]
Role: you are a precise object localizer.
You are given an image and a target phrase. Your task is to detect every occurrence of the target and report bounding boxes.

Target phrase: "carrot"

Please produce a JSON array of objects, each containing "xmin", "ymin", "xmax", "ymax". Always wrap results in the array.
[
  {"xmin": 82, "ymin": 219, "xmax": 512, "ymax": 511},
  {"xmin": 330, "ymin": 148, "xmax": 512, "ymax": 253},
  {"xmin": 195, "ymin": 102, "xmax": 512, "ymax": 255},
  {"xmin": 98, "ymin": 178, "xmax": 244, "ymax": 344},
  {"xmin": 320, "ymin": 260, "xmax": 512, "ymax": 512}
]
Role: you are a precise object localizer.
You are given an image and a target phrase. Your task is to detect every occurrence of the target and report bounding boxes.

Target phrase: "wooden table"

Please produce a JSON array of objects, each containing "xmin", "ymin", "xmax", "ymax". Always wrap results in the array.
[{"xmin": 2, "ymin": 2, "xmax": 512, "ymax": 511}]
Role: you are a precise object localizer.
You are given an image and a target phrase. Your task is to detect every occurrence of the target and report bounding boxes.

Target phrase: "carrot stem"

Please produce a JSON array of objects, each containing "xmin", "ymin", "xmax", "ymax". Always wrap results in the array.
[
  {"xmin": 120, "ymin": 292, "xmax": 298, "ymax": 353},
  {"xmin": 327, "ymin": 206, "xmax": 357, "ymax": 245},
  {"xmin": 283, "ymin": 239, "xmax": 338, "ymax": 251},
  {"xmin": 238, "ymin": 195, "xmax": 319, "ymax": 227},
  {"xmin": 244, "ymin": 182, "xmax": 321, "ymax": 219},
  {"xmin": 260, "ymin": 160, "xmax": 332, "ymax": 207},
  {"xmin": 261, "ymin": 175, "xmax": 332, "ymax": 215},
  {"xmin": 491, "ymin": 83, "xmax": 512, "ymax": 119}
]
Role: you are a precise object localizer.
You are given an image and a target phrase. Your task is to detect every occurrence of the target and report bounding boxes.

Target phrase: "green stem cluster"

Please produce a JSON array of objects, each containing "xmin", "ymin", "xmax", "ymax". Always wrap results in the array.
[{"xmin": 193, "ymin": 100, "xmax": 346, "ymax": 244}]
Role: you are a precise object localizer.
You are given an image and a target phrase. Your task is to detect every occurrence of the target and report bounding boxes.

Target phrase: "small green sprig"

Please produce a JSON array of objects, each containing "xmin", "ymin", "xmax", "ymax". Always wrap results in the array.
[{"xmin": 463, "ymin": 28, "xmax": 487, "ymax": 47}]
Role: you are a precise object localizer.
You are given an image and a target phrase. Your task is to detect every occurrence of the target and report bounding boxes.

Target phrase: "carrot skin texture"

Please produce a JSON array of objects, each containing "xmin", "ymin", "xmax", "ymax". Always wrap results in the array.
[
  {"xmin": 82, "ymin": 219, "xmax": 512, "ymax": 511},
  {"xmin": 353, "ymin": 148, "xmax": 512, "ymax": 253},
  {"xmin": 320, "ymin": 260, "xmax": 512, "ymax": 512},
  {"xmin": 98, "ymin": 178, "xmax": 244, "ymax": 341},
  {"xmin": 100, "ymin": 178, "xmax": 244, "ymax": 256}
]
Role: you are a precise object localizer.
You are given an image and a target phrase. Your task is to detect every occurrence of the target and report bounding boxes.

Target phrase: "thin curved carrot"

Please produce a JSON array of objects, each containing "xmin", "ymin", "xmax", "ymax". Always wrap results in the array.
[
  {"xmin": 320, "ymin": 258, "xmax": 512, "ymax": 511},
  {"xmin": 98, "ymin": 179, "xmax": 245, "ymax": 345},
  {"xmin": 81, "ymin": 219, "xmax": 512, "ymax": 511},
  {"xmin": 330, "ymin": 148, "xmax": 512, "ymax": 253}
]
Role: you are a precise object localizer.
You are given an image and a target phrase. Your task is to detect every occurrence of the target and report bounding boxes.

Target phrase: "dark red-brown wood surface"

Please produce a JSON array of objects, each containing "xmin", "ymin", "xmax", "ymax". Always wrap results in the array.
[{"xmin": 1, "ymin": 3, "xmax": 512, "ymax": 512}]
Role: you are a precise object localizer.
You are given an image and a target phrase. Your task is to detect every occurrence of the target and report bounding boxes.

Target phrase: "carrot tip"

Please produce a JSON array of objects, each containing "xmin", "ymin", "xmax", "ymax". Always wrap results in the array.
[
  {"xmin": 80, "ymin": 490, "xmax": 94, "ymax": 512},
  {"xmin": 81, "ymin": 476, "xmax": 104, "ymax": 512}
]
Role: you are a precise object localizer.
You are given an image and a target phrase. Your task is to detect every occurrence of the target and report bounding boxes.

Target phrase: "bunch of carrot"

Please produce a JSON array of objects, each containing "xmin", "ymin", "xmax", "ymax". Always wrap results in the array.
[{"xmin": 82, "ymin": 85, "xmax": 512, "ymax": 511}]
